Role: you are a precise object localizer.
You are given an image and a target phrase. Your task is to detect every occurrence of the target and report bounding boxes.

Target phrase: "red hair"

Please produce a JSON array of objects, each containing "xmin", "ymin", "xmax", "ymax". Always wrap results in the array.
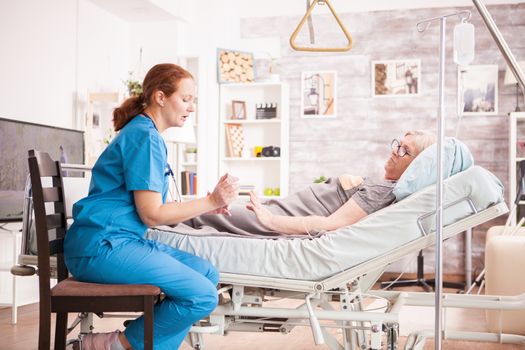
[{"xmin": 113, "ymin": 63, "xmax": 193, "ymax": 131}]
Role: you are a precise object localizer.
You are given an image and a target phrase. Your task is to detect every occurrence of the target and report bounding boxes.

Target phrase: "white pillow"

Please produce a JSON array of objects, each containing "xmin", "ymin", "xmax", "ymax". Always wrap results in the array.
[{"xmin": 393, "ymin": 137, "xmax": 474, "ymax": 201}]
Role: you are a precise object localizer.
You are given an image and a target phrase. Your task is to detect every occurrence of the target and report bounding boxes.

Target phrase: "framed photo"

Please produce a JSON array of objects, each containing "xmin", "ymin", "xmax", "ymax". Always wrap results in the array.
[
  {"xmin": 458, "ymin": 65, "xmax": 498, "ymax": 115},
  {"xmin": 231, "ymin": 100, "xmax": 247, "ymax": 120},
  {"xmin": 217, "ymin": 49, "xmax": 255, "ymax": 84},
  {"xmin": 225, "ymin": 124, "xmax": 244, "ymax": 157},
  {"xmin": 372, "ymin": 59, "xmax": 421, "ymax": 97},
  {"xmin": 92, "ymin": 112, "xmax": 100, "ymax": 128},
  {"xmin": 301, "ymin": 71, "xmax": 337, "ymax": 118}
]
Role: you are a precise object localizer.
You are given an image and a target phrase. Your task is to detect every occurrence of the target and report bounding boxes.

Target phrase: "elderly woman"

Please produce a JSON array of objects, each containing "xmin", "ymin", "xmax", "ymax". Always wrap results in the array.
[{"xmin": 184, "ymin": 130, "xmax": 436, "ymax": 237}]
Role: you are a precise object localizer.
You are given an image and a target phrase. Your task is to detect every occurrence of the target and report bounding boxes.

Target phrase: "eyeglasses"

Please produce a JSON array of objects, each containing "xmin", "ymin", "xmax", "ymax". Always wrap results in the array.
[{"xmin": 391, "ymin": 139, "xmax": 413, "ymax": 158}]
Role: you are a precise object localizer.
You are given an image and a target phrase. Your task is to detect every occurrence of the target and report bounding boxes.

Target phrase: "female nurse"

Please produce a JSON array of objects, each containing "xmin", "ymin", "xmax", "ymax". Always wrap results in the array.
[{"xmin": 64, "ymin": 63, "xmax": 239, "ymax": 350}]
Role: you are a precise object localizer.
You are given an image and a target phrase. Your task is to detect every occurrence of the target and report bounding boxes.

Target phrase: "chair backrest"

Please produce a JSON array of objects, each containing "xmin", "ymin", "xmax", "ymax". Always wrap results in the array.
[{"xmin": 27, "ymin": 150, "xmax": 69, "ymax": 291}]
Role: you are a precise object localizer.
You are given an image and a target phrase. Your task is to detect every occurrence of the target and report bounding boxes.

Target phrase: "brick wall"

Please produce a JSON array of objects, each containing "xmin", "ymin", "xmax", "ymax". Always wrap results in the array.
[{"xmin": 242, "ymin": 4, "xmax": 525, "ymax": 275}]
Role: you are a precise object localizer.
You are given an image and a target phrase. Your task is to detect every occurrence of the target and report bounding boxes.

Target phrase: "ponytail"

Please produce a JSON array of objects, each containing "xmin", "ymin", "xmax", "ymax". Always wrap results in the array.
[{"xmin": 113, "ymin": 94, "xmax": 146, "ymax": 131}]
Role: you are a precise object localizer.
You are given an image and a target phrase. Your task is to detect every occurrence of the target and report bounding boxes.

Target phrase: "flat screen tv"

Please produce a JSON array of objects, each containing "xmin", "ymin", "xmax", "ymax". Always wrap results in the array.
[{"xmin": 0, "ymin": 117, "xmax": 84, "ymax": 222}]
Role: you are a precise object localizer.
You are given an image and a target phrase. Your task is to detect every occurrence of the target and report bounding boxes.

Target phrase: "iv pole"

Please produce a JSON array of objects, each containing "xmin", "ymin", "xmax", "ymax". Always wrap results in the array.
[
  {"xmin": 416, "ymin": 10, "xmax": 471, "ymax": 350},
  {"xmin": 417, "ymin": 0, "xmax": 525, "ymax": 349}
]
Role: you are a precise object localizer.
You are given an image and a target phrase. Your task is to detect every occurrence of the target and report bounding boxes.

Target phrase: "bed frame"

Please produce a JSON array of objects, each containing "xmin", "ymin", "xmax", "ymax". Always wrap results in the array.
[{"xmin": 184, "ymin": 202, "xmax": 522, "ymax": 350}]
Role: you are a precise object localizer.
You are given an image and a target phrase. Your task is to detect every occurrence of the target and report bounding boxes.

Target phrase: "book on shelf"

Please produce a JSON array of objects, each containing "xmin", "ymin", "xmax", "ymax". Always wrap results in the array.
[
  {"xmin": 239, "ymin": 184, "xmax": 256, "ymax": 196},
  {"xmin": 193, "ymin": 174, "xmax": 198, "ymax": 195},
  {"xmin": 180, "ymin": 171, "xmax": 198, "ymax": 195},
  {"xmin": 181, "ymin": 171, "xmax": 188, "ymax": 195},
  {"xmin": 189, "ymin": 172, "xmax": 194, "ymax": 195}
]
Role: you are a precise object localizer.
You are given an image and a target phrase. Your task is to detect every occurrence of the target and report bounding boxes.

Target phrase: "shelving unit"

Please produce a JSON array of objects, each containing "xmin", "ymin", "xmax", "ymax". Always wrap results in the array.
[
  {"xmin": 85, "ymin": 92, "xmax": 120, "ymax": 167},
  {"xmin": 509, "ymin": 112, "xmax": 525, "ymax": 225},
  {"xmin": 163, "ymin": 56, "xmax": 205, "ymax": 201},
  {"xmin": 219, "ymin": 82, "xmax": 289, "ymax": 199}
]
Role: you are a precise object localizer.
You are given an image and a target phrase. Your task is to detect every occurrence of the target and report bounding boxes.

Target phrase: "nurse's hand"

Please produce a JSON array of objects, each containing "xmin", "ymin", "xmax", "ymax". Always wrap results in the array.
[
  {"xmin": 209, "ymin": 173, "xmax": 239, "ymax": 209},
  {"xmin": 205, "ymin": 192, "xmax": 232, "ymax": 216}
]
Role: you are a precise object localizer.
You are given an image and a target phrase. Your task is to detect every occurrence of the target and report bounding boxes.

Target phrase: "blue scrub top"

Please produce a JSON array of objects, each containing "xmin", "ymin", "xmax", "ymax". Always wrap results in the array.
[{"xmin": 64, "ymin": 116, "xmax": 169, "ymax": 258}]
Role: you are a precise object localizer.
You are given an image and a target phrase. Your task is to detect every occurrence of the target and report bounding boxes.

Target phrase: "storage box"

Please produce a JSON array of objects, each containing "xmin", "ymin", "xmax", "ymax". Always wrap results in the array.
[{"xmin": 485, "ymin": 225, "xmax": 525, "ymax": 335}]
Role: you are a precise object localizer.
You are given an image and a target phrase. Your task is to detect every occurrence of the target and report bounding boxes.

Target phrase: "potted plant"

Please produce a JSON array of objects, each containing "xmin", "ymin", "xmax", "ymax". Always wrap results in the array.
[
  {"xmin": 123, "ymin": 72, "xmax": 143, "ymax": 97},
  {"xmin": 185, "ymin": 147, "xmax": 197, "ymax": 163}
]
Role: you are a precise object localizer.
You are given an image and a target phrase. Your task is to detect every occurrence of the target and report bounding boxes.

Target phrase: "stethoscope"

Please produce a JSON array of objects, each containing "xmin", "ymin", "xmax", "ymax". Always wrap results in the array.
[
  {"xmin": 141, "ymin": 112, "xmax": 183, "ymax": 203},
  {"xmin": 165, "ymin": 163, "xmax": 183, "ymax": 203}
]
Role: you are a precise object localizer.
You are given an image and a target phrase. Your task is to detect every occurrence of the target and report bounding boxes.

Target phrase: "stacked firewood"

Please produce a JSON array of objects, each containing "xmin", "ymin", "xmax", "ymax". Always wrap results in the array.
[{"xmin": 219, "ymin": 50, "xmax": 254, "ymax": 83}]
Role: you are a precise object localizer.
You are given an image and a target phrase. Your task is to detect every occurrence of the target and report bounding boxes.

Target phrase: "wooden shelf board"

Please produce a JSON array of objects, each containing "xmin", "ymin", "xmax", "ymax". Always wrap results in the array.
[
  {"xmin": 223, "ymin": 157, "xmax": 280, "ymax": 161},
  {"xmin": 223, "ymin": 119, "xmax": 280, "ymax": 124}
]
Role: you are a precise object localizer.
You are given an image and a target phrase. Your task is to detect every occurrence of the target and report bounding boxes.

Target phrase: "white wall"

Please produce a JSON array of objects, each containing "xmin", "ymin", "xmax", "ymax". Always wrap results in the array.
[
  {"xmin": 129, "ymin": 20, "xmax": 185, "ymax": 76},
  {"xmin": 0, "ymin": 1, "xmax": 78, "ymax": 128},
  {"xmin": 77, "ymin": 1, "xmax": 130, "ymax": 94},
  {"xmin": 0, "ymin": 0, "xmax": 130, "ymax": 129}
]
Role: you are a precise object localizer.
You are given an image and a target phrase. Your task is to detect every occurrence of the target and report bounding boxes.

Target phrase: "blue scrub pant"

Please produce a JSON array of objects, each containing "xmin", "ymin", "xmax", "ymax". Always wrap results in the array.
[{"xmin": 66, "ymin": 238, "xmax": 219, "ymax": 350}]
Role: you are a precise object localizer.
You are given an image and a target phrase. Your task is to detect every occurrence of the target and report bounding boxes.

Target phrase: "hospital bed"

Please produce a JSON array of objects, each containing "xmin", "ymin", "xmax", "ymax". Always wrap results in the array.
[
  {"xmin": 13, "ymin": 165, "xmax": 523, "ymax": 349},
  {"xmin": 145, "ymin": 166, "xmax": 524, "ymax": 350}
]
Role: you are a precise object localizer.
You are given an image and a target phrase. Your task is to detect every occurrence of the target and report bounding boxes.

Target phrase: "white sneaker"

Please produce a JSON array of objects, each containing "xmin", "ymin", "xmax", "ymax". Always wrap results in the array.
[{"xmin": 73, "ymin": 331, "xmax": 121, "ymax": 350}]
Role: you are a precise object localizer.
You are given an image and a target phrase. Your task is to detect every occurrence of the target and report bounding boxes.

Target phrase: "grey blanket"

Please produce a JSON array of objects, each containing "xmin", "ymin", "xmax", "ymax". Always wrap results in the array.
[{"xmin": 155, "ymin": 177, "xmax": 395, "ymax": 238}]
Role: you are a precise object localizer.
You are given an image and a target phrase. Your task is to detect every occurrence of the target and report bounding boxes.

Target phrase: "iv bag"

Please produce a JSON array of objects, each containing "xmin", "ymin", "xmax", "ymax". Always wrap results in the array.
[{"xmin": 453, "ymin": 22, "xmax": 475, "ymax": 66}]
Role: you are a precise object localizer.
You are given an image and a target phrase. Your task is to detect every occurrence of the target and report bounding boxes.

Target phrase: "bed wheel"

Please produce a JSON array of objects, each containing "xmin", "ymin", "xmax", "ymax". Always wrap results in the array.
[
  {"xmin": 184, "ymin": 332, "xmax": 204, "ymax": 350},
  {"xmin": 387, "ymin": 324, "xmax": 399, "ymax": 350}
]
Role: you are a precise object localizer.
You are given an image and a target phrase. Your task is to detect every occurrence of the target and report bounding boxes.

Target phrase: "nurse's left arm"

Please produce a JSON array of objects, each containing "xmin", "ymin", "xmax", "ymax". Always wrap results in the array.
[
  {"xmin": 134, "ymin": 191, "xmax": 213, "ymax": 226},
  {"xmin": 134, "ymin": 174, "xmax": 238, "ymax": 226}
]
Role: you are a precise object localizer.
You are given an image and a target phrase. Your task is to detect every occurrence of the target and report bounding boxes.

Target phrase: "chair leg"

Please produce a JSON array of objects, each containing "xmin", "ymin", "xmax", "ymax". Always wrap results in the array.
[
  {"xmin": 39, "ymin": 304, "xmax": 51, "ymax": 350},
  {"xmin": 143, "ymin": 295, "xmax": 155, "ymax": 350},
  {"xmin": 54, "ymin": 312, "xmax": 68, "ymax": 350}
]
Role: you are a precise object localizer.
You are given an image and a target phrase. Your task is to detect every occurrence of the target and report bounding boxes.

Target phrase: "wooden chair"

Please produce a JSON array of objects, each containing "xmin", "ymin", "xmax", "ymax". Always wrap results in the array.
[{"xmin": 28, "ymin": 149, "xmax": 161, "ymax": 350}]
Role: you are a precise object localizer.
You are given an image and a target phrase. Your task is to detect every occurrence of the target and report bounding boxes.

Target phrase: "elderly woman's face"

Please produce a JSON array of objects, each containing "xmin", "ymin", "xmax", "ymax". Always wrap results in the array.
[{"xmin": 384, "ymin": 135, "xmax": 418, "ymax": 180}]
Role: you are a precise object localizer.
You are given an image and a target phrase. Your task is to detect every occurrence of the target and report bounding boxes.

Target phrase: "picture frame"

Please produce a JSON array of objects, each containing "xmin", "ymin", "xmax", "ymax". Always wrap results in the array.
[
  {"xmin": 217, "ymin": 49, "xmax": 255, "ymax": 84},
  {"xmin": 300, "ymin": 71, "xmax": 337, "ymax": 118},
  {"xmin": 372, "ymin": 59, "xmax": 421, "ymax": 97},
  {"xmin": 231, "ymin": 100, "xmax": 247, "ymax": 120},
  {"xmin": 457, "ymin": 65, "xmax": 498, "ymax": 116},
  {"xmin": 225, "ymin": 123, "xmax": 245, "ymax": 158}
]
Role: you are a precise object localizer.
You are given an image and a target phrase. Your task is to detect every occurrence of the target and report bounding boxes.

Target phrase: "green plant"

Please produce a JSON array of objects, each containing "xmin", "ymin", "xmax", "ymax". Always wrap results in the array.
[
  {"xmin": 313, "ymin": 175, "xmax": 327, "ymax": 184},
  {"xmin": 185, "ymin": 147, "xmax": 198, "ymax": 154},
  {"xmin": 102, "ymin": 128, "xmax": 115, "ymax": 145},
  {"xmin": 123, "ymin": 72, "xmax": 143, "ymax": 96}
]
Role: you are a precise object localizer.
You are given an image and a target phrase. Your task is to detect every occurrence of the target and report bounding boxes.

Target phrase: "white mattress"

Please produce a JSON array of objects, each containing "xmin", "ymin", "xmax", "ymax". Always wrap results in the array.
[{"xmin": 146, "ymin": 166, "xmax": 504, "ymax": 281}]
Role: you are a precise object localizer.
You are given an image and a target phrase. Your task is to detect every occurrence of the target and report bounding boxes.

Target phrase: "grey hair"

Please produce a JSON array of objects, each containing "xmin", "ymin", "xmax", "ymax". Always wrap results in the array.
[{"xmin": 404, "ymin": 130, "xmax": 437, "ymax": 156}]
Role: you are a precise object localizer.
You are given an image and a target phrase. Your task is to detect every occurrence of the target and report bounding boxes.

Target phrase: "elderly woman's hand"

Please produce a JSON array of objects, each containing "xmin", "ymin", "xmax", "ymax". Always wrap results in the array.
[{"xmin": 246, "ymin": 191, "xmax": 274, "ymax": 230}]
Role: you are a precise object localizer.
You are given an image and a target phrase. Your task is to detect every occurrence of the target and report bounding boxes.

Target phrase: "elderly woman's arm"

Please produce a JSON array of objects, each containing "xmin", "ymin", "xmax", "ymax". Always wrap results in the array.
[{"xmin": 246, "ymin": 191, "xmax": 367, "ymax": 235}]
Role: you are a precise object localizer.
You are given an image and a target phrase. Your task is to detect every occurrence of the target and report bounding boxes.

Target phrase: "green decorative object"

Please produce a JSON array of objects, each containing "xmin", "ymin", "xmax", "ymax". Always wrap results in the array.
[
  {"xmin": 273, "ymin": 188, "xmax": 281, "ymax": 196},
  {"xmin": 263, "ymin": 188, "xmax": 273, "ymax": 196},
  {"xmin": 313, "ymin": 175, "xmax": 327, "ymax": 184}
]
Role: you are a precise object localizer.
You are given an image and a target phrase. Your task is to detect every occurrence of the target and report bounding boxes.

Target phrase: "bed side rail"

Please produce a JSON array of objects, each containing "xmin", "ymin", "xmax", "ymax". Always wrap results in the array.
[{"xmin": 416, "ymin": 196, "xmax": 478, "ymax": 236}]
